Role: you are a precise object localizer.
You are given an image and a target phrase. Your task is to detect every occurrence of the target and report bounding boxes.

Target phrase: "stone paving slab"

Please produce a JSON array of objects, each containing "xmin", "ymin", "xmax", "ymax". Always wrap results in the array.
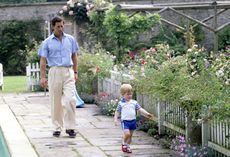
[{"xmin": 0, "ymin": 92, "xmax": 178, "ymax": 157}]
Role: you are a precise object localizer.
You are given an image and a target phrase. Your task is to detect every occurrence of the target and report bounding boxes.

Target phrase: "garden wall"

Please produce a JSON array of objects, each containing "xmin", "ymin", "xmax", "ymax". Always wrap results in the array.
[
  {"xmin": 0, "ymin": 1, "xmax": 229, "ymax": 49},
  {"xmin": 113, "ymin": 0, "xmax": 230, "ymax": 50},
  {"xmin": 0, "ymin": 2, "xmax": 65, "ymax": 21}
]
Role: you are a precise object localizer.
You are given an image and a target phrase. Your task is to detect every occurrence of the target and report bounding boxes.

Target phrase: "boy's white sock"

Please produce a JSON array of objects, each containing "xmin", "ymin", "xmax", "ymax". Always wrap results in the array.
[{"xmin": 122, "ymin": 142, "xmax": 127, "ymax": 146}]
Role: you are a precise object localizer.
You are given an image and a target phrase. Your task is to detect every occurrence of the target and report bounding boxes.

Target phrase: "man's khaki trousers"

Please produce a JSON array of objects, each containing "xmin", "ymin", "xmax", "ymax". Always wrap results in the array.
[{"xmin": 48, "ymin": 67, "xmax": 76, "ymax": 131}]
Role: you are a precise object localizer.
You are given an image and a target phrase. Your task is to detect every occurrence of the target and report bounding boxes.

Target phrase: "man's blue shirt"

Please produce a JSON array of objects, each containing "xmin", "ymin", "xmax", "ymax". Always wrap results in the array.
[{"xmin": 38, "ymin": 33, "xmax": 79, "ymax": 67}]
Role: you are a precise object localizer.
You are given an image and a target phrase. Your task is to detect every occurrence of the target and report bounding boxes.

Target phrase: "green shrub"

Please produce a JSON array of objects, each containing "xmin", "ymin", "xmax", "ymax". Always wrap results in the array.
[
  {"xmin": 218, "ymin": 26, "xmax": 230, "ymax": 50},
  {"xmin": 103, "ymin": 7, "xmax": 160, "ymax": 62},
  {"xmin": 133, "ymin": 46, "xmax": 229, "ymax": 120},
  {"xmin": 100, "ymin": 99, "xmax": 118, "ymax": 116},
  {"xmin": 26, "ymin": 40, "xmax": 41, "ymax": 63},
  {"xmin": 0, "ymin": 20, "xmax": 43, "ymax": 75},
  {"xmin": 77, "ymin": 44, "xmax": 114, "ymax": 94},
  {"xmin": 136, "ymin": 116, "xmax": 158, "ymax": 135},
  {"xmin": 147, "ymin": 128, "xmax": 158, "ymax": 136}
]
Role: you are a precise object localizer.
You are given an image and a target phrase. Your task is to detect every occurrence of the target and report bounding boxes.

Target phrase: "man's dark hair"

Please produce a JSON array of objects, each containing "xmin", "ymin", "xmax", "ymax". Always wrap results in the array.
[{"xmin": 51, "ymin": 16, "xmax": 64, "ymax": 26}]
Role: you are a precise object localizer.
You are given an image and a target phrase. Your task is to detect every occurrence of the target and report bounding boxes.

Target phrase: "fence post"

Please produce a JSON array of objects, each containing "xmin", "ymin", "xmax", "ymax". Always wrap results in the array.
[
  {"xmin": 158, "ymin": 101, "xmax": 165, "ymax": 135},
  {"xmin": 185, "ymin": 113, "xmax": 192, "ymax": 142},
  {"xmin": 202, "ymin": 120, "xmax": 209, "ymax": 147},
  {"xmin": 186, "ymin": 113, "xmax": 202, "ymax": 144},
  {"xmin": 0, "ymin": 63, "xmax": 3, "ymax": 90},
  {"xmin": 26, "ymin": 63, "xmax": 31, "ymax": 91},
  {"xmin": 97, "ymin": 78, "xmax": 103, "ymax": 93}
]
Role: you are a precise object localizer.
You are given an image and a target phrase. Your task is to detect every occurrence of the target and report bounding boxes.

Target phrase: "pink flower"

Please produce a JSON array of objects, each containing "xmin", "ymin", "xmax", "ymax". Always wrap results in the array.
[
  {"xmin": 140, "ymin": 59, "xmax": 146, "ymax": 65},
  {"xmin": 140, "ymin": 47, "xmax": 147, "ymax": 52},
  {"xmin": 62, "ymin": 5, "xmax": 68, "ymax": 11},
  {"xmin": 128, "ymin": 50, "xmax": 135, "ymax": 59},
  {"xmin": 59, "ymin": 10, "xmax": 63, "ymax": 14},
  {"xmin": 69, "ymin": 10, "xmax": 74, "ymax": 15}
]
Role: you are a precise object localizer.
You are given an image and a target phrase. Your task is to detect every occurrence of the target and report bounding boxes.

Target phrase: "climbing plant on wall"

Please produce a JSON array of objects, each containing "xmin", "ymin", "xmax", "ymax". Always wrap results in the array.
[{"xmin": 103, "ymin": 7, "xmax": 160, "ymax": 62}]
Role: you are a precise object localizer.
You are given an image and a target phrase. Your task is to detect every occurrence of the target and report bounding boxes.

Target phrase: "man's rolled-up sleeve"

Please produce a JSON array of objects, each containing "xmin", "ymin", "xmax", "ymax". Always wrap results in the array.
[{"xmin": 38, "ymin": 41, "xmax": 48, "ymax": 58}]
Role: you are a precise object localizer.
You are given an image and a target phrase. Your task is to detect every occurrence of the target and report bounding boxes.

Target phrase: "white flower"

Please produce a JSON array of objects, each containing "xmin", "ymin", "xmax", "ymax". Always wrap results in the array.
[
  {"xmin": 70, "ymin": 2, "xmax": 75, "ymax": 8},
  {"xmin": 113, "ymin": 65, "xmax": 118, "ymax": 71},
  {"xmin": 193, "ymin": 44, "xmax": 198, "ymax": 48},
  {"xmin": 190, "ymin": 65, "xmax": 195, "ymax": 69},
  {"xmin": 187, "ymin": 49, "xmax": 192, "ymax": 52},
  {"xmin": 77, "ymin": 3, "xmax": 82, "ymax": 6},
  {"xmin": 192, "ymin": 59, "xmax": 196, "ymax": 62},
  {"xmin": 62, "ymin": 5, "xmax": 68, "ymax": 11},
  {"xmin": 86, "ymin": 4, "xmax": 90, "ymax": 10},
  {"xmin": 216, "ymin": 70, "xmax": 224, "ymax": 77},
  {"xmin": 69, "ymin": 10, "xmax": 74, "ymax": 15},
  {"xmin": 59, "ymin": 10, "xmax": 63, "ymax": 14},
  {"xmin": 194, "ymin": 51, "xmax": 198, "ymax": 55},
  {"xmin": 191, "ymin": 71, "xmax": 196, "ymax": 76},
  {"xmin": 67, "ymin": 0, "xmax": 72, "ymax": 5}
]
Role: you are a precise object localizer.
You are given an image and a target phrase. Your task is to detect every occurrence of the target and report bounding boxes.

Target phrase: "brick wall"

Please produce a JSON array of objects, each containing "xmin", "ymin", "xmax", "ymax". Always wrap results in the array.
[{"xmin": 0, "ymin": 1, "xmax": 229, "ymax": 49}]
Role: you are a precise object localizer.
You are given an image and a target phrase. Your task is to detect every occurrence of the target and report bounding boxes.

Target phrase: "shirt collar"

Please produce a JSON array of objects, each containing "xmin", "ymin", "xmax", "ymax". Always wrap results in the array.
[
  {"xmin": 51, "ymin": 32, "xmax": 67, "ymax": 39},
  {"xmin": 121, "ymin": 98, "xmax": 126, "ymax": 102}
]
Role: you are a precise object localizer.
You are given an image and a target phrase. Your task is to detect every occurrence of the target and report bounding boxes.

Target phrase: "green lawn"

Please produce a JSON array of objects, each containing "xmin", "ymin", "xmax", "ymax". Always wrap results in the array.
[{"xmin": 1, "ymin": 76, "xmax": 27, "ymax": 93}]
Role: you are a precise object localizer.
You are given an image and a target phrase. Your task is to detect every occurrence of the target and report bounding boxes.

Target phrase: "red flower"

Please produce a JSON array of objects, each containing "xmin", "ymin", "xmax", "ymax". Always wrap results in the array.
[
  {"xmin": 96, "ymin": 66, "xmax": 100, "ymax": 73},
  {"xmin": 128, "ymin": 50, "xmax": 135, "ymax": 59},
  {"xmin": 140, "ymin": 47, "xmax": 147, "ymax": 51},
  {"xmin": 140, "ymin": 59, "xmax": 146, "ymax": 65}
]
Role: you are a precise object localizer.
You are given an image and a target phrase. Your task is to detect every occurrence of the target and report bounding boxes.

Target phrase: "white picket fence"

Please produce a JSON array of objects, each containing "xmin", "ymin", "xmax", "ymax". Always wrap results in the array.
[
  {"xmin": 26, "ymin": 62, "xmax": 40, "ymax": 91},
  {"xmin": 0, "ymin": 63, "xmax": 3, "ymax": 90},
  {"xmin": 202, "ymin": 120, "xmax": 230, "ymax": 157},
  {"xmin": 99, "ymin": 70, "xmax": 230, "ymax": 157}
]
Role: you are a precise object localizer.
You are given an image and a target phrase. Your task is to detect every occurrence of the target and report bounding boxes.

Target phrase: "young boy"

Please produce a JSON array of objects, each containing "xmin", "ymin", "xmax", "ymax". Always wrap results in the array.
[{"xmin": 114, "ymin": 83, "xmax": 154, "ymax": 153}]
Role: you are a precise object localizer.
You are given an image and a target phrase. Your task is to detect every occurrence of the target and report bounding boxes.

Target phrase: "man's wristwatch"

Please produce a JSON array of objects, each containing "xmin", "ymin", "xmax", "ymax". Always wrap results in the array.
[{"xmin": 74, "ymin": 71, "xmax": 78, "ymax": 74}]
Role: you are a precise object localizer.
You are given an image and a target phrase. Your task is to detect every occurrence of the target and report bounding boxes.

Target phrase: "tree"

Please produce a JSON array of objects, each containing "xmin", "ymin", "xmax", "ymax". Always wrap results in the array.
[{"xmin": 0, "ymin": 20, "xmax": 43, "ymax": 75}]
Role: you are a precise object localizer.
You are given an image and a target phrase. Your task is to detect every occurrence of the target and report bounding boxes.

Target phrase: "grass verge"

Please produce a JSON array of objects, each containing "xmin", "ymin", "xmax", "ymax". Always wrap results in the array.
[{"xmin": 1, "ymin": 76, "xmax": 27, "ymax": 93}]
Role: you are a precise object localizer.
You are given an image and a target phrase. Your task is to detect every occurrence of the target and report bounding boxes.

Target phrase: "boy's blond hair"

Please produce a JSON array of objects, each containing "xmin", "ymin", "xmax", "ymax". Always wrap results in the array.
[{"xmin": 120, "ymin": 84, "xmax": 132, "ymax": 96}]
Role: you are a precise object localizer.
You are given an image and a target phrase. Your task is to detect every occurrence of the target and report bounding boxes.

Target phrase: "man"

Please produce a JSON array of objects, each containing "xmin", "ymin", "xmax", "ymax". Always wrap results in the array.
[{"xmin": 38, "ymin": 16, "xmax": 78, "ymax": 138}]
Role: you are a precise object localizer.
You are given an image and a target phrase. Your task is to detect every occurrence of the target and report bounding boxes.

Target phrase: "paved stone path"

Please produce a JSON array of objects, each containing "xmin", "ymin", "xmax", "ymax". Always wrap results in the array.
[{"xmin": 0, "ymin": 92, "xmax": 177, "ymax": 157}]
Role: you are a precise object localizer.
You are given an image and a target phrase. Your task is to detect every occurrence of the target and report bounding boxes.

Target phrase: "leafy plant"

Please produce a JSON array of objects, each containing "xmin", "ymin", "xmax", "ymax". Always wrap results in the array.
[
  {"xmin": 26, "ymin": 40, "xmax": 41, "ymax": 63},
  {"xmin": 186, "ymin": 45, "xmax": 208, "ymax": 77},
  {"xmin": 136, "ymin": 115, "xmax": 158, "ymax": 136},
  {"xmin": 100, "ymin": 99, "xmax": 118, "ymax": 116},
  {"xmin": 0, "ymin": 20, "xmax": 43, "ymax": 75},
  {"xmin": 133, "ymin": 45, "xmax": 229, "ymax": 121},
  {"xmin": 77, "ymin": 44, "xmax": 114, "ymax": 94},
  {"xmin": 218, "ymin": 26, "xmax": 230, "ymax": 50},
  {"xmin": 58, "ymin": 0, "xmax": 93, "ymax": 24},
  {"xmin": 210, "ymin": 51, "xmax": 230, "ymax": 86},
  {"xmin": 151, "ymin": 22, "xmax": 204, "ymax": 56},
  {"xmin": 171, "ymin": 135, "xmax": 210, "ymax": 157},
  {"xmin": 103, "ymin": 7, "xmax": 160, "ymax": 62}
]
